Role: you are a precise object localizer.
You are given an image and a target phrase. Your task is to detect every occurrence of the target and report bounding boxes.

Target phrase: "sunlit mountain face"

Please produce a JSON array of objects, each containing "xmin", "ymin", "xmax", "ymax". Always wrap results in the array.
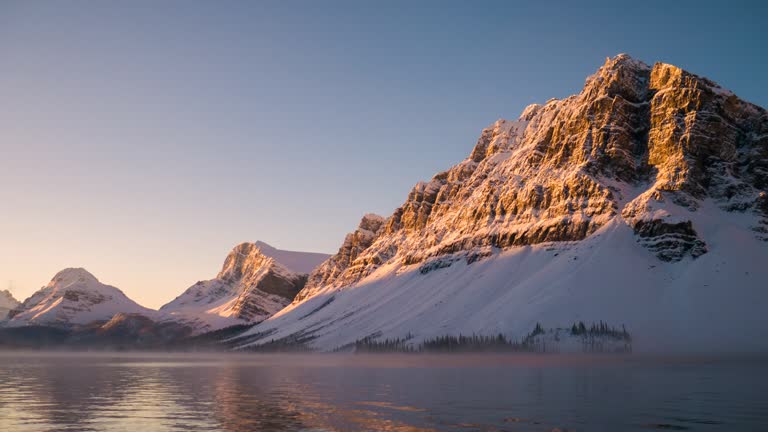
[{"xmin": 234, "ymin": 55, "xmax": 768, "ymax": 353}]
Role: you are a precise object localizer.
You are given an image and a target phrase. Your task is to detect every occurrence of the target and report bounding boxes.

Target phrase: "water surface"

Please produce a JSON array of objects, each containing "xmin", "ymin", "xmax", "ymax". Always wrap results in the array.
[{"xmin": 0, "ymin": 352, "xmax": 765, "ymax": 431}]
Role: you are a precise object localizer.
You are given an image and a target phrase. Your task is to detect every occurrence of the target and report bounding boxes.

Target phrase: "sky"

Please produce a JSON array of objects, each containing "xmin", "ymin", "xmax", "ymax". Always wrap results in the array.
[{"xmin": 1, "ymin": 0, "xmax": 766, "ymax": 308}]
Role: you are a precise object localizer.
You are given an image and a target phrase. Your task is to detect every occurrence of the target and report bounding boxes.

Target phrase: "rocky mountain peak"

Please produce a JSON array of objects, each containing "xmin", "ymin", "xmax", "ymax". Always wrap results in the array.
[
  {"xmin": 217, "ymin": 242, "xmax": 275, "ymax": 282},
  {"xmin": 295, "ymin": 54, "xmax": 768, "ymax": 294},
  {"xmin": 238, "ymin": 54, "xmax": 768, "ymax": 353},
  {"xmin": 160, "ymin": 241, "xmax": 323, "ymax": 333},
  {"xmin": 582, "ymin": 54, "xmax": 651, "ymax": 103}
]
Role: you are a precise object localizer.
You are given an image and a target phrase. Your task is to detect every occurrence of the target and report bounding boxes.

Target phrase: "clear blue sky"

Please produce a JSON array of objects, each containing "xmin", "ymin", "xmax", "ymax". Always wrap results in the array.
[{"xmin": 1, "ymin": 0, "xmax": 766, "ymax": 307}]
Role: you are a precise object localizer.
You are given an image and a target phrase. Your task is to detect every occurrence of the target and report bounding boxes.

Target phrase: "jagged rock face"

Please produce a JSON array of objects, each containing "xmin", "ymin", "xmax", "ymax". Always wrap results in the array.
[
  {"xmin": 633, "ymin": 219, "xmax": 707, "ymax": 261},
  {"xmin": 217, "ymin": 243, "xmax": 310, "ymax": 311},
  {"xmin": 161, "ymin": 242, "xmax": 310, "ymax": 333},
  {"xmin": 4, "ymin": 268, "xmax": 154, "ymax": 328},
  {"xmin": 0, "ymin": 290, "xmax": 20, "ymax": 319},
  {"xmin": 647, "ymin": 64, "xmax": 752, "ymax": 196},
  {"xmin": 296, "ymin": 214, "xmax": 385, "ymax": 302},
  {"xmin": 307, "ymin": 54, "xmax": 767, "ymax": 289}
]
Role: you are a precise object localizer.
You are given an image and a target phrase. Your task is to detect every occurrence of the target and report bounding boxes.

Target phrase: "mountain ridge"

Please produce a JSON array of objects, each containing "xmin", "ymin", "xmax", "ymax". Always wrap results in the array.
[{"xmin": 1, "ymin": 242, "xmax": 330, "ymax": 336}]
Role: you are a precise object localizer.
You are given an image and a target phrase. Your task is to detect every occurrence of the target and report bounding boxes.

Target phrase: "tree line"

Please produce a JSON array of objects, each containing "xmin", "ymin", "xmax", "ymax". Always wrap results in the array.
[{"xmin": 352, "ymin": 321, "xmax": 632, "ymax": 353}]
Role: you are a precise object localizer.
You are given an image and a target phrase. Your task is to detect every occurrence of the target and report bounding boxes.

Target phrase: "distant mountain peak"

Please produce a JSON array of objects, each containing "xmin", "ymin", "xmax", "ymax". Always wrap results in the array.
[
  {"xmin": 218, "ymin": 242, "xmax": 276, "ymax": 282},
  {"xmin": 160, "ymin": 241, "xmax": 330, "ymax": 333},
  {"xmin": 3, "ymin": 268, "xmax": 152, "ymax": 328},
  {"xmin": 50, "ymin": 267, "xmax": 99, "ymax": 286}
]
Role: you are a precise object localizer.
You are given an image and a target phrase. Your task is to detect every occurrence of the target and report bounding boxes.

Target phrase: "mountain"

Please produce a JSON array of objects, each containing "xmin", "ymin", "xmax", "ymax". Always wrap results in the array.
[
  {"xmin": 0, "ymin": 290, "xmax": 20, "ymax": 319},
  {"xmin": 3, "ymin": 268, "xmax": 155, "ymax": 328},
  {"xmin": 234, "ymin": 54, "xmax": 768, "ymax": 352},
  {"xmin": 160, "ymin": 242, "xmax": 329, "ymax": 334}
]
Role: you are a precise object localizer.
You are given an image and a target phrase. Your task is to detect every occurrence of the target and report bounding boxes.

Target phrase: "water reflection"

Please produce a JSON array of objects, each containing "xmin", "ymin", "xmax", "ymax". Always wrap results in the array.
[{"xmin": 0, "ymin": 352, "xmax": 766, "ymax": 431}]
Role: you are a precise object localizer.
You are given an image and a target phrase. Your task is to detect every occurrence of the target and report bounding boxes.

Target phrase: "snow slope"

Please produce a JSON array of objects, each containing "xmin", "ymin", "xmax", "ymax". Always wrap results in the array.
[
  {"xmin": 3, "ymin": 268, "xmax": 155, "ymax": 328},
  {"xmin": 239, "ymin": 208, "xmax": 768, "ymax": 352}
]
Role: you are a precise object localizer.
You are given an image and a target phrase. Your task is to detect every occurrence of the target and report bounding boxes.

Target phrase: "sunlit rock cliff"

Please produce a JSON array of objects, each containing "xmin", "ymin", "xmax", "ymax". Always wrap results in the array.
[{"xmin": 235, "ymin": 55, "xmax": 768, "ymax": 352}]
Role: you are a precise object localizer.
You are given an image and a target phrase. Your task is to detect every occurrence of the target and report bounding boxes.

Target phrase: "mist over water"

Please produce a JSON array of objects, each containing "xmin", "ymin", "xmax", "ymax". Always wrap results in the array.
[{"xmin": 0, "ymin": 352, "xmax": 765, "ymax": 432}]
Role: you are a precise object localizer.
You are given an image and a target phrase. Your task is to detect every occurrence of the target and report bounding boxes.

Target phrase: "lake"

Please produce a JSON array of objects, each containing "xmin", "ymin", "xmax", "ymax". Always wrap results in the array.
[{"xmin": 0, "ymin": 352, "xmax": 765, "ymax": 431}]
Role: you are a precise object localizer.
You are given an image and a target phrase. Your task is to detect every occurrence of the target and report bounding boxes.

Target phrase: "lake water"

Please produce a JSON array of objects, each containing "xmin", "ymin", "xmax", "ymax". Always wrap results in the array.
[{"xmin": 0, "ymin": 352, "xmax": 765, "ymax": 431}]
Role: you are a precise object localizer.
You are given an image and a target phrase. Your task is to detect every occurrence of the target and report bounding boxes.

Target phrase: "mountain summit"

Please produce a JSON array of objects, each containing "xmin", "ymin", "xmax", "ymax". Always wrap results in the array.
[
  {"xmin": 235, "ymin": 55, "xmax": 768, "ymax": 352},
  {"xmin": 4, "ymin": 268, "xmax": 154, "ymax": 328},
  {"xmin": 160, "ymin": 242, "xmax": 330, "ymax": 333}
]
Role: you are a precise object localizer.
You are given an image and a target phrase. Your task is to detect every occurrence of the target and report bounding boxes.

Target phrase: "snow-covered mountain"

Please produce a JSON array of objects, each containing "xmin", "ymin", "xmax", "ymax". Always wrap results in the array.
[
  {"xmin": 235, "ymin": 54, "xmax": 768, "ymax": 352},
  {"xmin": 160, "ymin": 242, "xmax": 329, "ymax": 334},
  {"xmin": 0, "ymin": 290, "xmax": 20, "ymax": 319},
  {"xmin": 3, "ymin": 268, "xmax": 155, "ymax": 328}
]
